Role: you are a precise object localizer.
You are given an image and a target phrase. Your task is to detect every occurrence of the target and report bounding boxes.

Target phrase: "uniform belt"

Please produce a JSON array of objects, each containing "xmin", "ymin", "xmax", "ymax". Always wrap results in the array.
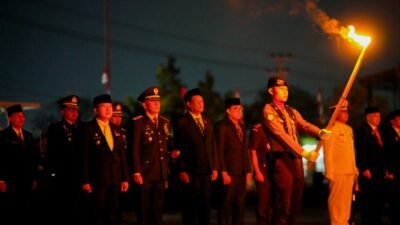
[{"xmin": 271, "ymin": 151, "xmax": 287, "ymax": 158}]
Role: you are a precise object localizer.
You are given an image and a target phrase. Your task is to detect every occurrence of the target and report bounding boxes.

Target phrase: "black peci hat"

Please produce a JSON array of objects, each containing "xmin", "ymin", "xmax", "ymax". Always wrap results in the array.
[
  {"xmin": 387, "ymin": 109, "xmax": 400, "ymax": 120},
  {"xmin": 364, "ymin": 106, "xmax": 380, "ymax": 115},
  {"xmin": 183, "ymin": 88, "xmax": 202, "ymax": 102},
  {"xmin": 267, "ymin": 76, "xmax": 288, "ymax": 89},
  {"xmin": 93, "ymin": 94, "xmax": 112, "ymax": 106},
  {"xmin": 225, "ymin": 98, "xmax": 241, "ymax": 109},
  {"xmin": 137, "ymin": 86, "xmax": 160, "ymax": 102},
  {"xmin": 7, "ymin": 104, "xmax": 23, "ymax": 117}
]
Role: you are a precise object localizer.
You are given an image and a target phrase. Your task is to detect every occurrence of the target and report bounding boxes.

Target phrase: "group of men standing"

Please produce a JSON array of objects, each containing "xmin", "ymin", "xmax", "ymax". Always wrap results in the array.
[{"xmin": 0, "ymin": 75, "xmax": 399, "ymax": 225}]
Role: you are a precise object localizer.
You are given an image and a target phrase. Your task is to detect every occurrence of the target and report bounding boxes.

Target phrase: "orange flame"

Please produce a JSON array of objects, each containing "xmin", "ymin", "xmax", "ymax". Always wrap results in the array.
[{"xmin": 339, "ymin": 25, "xmax": 371, "ymax": 47}]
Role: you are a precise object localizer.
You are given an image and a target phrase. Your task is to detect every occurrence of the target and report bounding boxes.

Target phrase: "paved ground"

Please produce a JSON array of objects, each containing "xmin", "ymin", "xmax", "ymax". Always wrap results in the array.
[{"xmin": 120, "ymin": 206, "xmax": 331, "ymax": 225}]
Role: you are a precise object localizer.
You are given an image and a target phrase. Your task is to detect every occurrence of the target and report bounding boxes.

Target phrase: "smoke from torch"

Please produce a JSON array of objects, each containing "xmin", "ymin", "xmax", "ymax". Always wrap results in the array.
[{"xmin": 305, "ymin": 0, "xmax": 341, "ymax": 35}]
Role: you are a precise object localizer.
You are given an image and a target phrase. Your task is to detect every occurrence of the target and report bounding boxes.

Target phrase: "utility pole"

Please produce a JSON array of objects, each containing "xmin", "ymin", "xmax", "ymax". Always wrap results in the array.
[
  {"xmin": 266, "ymin": 52, "xmax": 292, "ymax": 78},
  {"xmin": 102, "ymin": 0, "xmax": 111, "ymax": 94}
]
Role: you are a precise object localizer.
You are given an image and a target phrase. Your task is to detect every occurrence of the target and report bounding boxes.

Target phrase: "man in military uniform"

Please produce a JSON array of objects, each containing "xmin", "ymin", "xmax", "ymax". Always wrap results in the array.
[
  {"xmin": 249, "ymin": 122, "xmax": 272, "ymax": 225},
  {"xmin": 215, "ymin": 97, "xmax": 252, "ymax": 225},
  {"xmin": 110, "ymin": 102, "xmax": 131, "ymax": 217},
  {"xmin": 46, "ymin": 95, "xmax": 82, "ymax": 224},
  {"xmin": 262, "ymin": 76, "xmax": 330, "ymax": 225},
  {"xmin": 81, "ymin": 94, "xmax": 130, "ymax": 225},
  {"xmin": 383, "ymin": 109, "xmax": 400, "ymax": 225},
  {"xmin": 110, "ymin": 102, "xmax": 127, "ymax": 150},
  {"xmin": 130, "ymin": 86, "xmax": 180, "ymax": 225},
  {"xmin": 174, "ymin": 88, "xmax": 219, "ymax": 225},
  {"xmin": 0, "ymin": 104, "xmax": 39, "ymax": 224},
  {"xmin": 322, "ymin": 100, "xmax": 358, "ymax": 225}
]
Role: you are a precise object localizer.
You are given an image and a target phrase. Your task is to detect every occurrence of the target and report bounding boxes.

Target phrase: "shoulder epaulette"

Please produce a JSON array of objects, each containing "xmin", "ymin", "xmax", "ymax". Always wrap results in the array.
[
  {"xmin": 159, "ymin": 115, "xmax": 169, "ymax": 122},
  {"xmin": 253, "ymin": 123, "xmax": 262, "ymax": 129},
  {"xmin": 132, "ymin": 115, "xmax": 143, "ymax": 121},
  {"xmin": 252, "ymin": 123, "xmax": 262, "ymax": 132}
]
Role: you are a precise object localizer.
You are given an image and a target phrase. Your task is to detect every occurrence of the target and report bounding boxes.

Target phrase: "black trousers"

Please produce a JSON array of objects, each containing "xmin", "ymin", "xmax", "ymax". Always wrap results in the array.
[
  {"xmin": 255, "ymin": 175, "xmax": 272, "ymax": 225},
  {"xmin": 270, "ymin": 153, "xmax": 304, "ymax": 225},
  {"xmin": 137, "ymin": 181, "xmax": 166, "ymax": 225},
  {"xmin": 181, "ymin": 175, "xmax": 212, "ymax": 225},
  {"xmin": 218, "ymin": 176, "xmax": 247, "ymax": 225},
  {"xmin": 89, "ymin": 184, "xmax": 121, "ymax": 225}
]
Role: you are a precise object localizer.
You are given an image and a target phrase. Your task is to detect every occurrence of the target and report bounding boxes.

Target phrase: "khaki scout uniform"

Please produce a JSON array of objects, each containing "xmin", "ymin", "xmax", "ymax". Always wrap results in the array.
[{"xmin": 262, "ymin": 103, "xmax": 320, "ymax": 225}]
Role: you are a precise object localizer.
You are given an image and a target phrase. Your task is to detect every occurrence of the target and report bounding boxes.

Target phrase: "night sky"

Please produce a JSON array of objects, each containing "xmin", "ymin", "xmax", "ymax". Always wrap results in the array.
[{"xmin": 1, "ymin": 0, "xmax": 399, "ymax": 131}]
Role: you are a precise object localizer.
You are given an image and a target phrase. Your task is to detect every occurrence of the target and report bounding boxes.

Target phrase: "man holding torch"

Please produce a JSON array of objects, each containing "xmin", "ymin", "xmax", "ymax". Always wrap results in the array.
[{"xmin": 262, "ymin": 76, "xmax": 330, "ymax": 225}]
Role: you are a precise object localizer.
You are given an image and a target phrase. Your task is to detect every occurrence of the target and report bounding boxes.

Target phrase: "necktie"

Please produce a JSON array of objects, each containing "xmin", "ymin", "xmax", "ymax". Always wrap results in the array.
[
  {"xmin": 103, "ymin": 124, "xmax": 114, "ymax": 151},
  {"xmin": 195, "ymin": 118, "xmax": 205, "ymax": 136},
  {"xmin": 17, "ymin": 131, "xmax": 24, "ymax": 142},
  {"xmin": 236, "ymin": 125, "xmax": 243, "ymax": 142},
  {"xmin": 153, "ymin": 116, "xmax": 158, "ymax": 128},
  {"xmin": 373, "ymin": 128, "xmax": 383, "ymax": 147}
]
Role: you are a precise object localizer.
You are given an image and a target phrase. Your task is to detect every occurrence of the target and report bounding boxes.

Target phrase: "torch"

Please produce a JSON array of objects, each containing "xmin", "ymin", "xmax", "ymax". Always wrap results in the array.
[{"xmin": 307, "ymin": 25, "xmax": 371, "ymax": 169}]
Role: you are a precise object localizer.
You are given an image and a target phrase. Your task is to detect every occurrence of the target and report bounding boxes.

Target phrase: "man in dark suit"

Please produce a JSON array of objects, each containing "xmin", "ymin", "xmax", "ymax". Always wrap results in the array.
[
  {"xmin": 175, "ymin": 88, "xmax": 219, "ymax": 225},
  {"xmin": 355, "ymin": 106, "xmax": 387, "ymax": 225},
  {"xmin": 130, "ymin": 86, "xmax": 179, "ymax": 225},
  {"xmin": 215, "ymin": 98, "xmax": 252, "ymax": 225},
  {"xmin": 46, "ymin": 95, "xmax": 82, "ymax": 224},
  {"xmin": 383, "ymin": 109, "xmax": 400, "ymax": 225},
  {"xmin": 0, "ymin": 104, "xmax": 39, "ymax": 224},
  {"xmin": 81, "ymin": 94, "xmax": 130, "ymax": 225}
]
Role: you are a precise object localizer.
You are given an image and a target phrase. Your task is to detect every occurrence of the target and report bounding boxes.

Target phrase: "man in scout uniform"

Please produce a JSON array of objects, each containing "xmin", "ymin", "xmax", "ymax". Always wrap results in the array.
[
  {"xmin": 249, "ymin": 122, "xmax": 273, "ymax": 225},
  {"xmin": 262, "ymin": 76, "xmax": 330, "ymax": 225},
  {"xmin": 130, "ymin": 86, "xmax": 179, "ymax": 225}
]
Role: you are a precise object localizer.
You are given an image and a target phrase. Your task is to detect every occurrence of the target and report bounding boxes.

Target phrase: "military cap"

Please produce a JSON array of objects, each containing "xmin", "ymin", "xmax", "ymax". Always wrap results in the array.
[
  {"xmin": 112, "ymin": 103, "xmax": 123, "ymax": 116},
  {"xmin": 183, "ymin": 88, "xmax": 202, "ymax": 102},
  {"xmin": 364, "ymin": 106, "xmax": 380, "ymax": 115},
  {"xmin": 225, "ymin": 97, "xmax": 241, "ymax": 109},
  {"xmin": 7, "ymin": 104, "xmax": 23, "ymax": 117},
  {"xmin": 267, "ymin": 76, "xmax": 288, "ymax": 89},
  {"xmin": 387, "ymin": 109, "xmax": 400, "ymax": 120},
  {"xmin": 93, "ymin": 94, "xmax": 112, "ymax": 106},
  {"xmin": 329, "ymin": 100, "xmax": 349, "ymax": 111},
  {"xmin": 59, "ymin": 95, "xmax": 80, "ymax": 109},
  {"xmin": 137, "ymin": 86, "xmax": 160, "ymax": 102}
]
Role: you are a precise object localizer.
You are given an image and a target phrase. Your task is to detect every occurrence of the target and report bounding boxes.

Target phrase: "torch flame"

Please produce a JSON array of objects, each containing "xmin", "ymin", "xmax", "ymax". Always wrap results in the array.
[{"xmin": 339, "ymin": 25, "xmax": 371, "ymax": 47}]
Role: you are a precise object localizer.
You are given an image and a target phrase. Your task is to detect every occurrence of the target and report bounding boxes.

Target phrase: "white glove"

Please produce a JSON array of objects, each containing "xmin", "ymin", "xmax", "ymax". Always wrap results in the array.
[
  {"xmin": 301, "ymin": 150, "xmax": 319, "ymax": 162},
  {"xmin": 318, "ymin": 129, "xmax": 331, "ymax": 140}
]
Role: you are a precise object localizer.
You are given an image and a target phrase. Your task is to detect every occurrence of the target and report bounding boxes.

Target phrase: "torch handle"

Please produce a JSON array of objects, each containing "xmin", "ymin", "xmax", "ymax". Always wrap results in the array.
[{"xmin": 307, "ymin": 46, "xmax": 368, "ymax": 169}]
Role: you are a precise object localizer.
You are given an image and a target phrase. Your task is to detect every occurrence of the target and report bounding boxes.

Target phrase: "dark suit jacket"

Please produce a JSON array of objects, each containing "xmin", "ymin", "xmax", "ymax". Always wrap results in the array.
[
  {"xmin": 175, "ymin": 112, "xmax": 219, "ymax": 176},
  {"xmin": 355, "ymin": 123, "xmax": 386, "ymax": 189},
  {"xmin": 215, "ymin": 117, "xmax": 251, "ymax": 176},
  {"xmin": 81, "ymin": 119, "xmax": 129, "ymax": 187},
  {"xmin": 0, "ymin": 126, "xmax": 38, "ymax": 192},
  {"xmin": 383, "ymin": 125, "xmax": 400, "ymax": 181},
  {"xmin": 131, "ymin": 114, "xmax": 174, "ymax": 182}
]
